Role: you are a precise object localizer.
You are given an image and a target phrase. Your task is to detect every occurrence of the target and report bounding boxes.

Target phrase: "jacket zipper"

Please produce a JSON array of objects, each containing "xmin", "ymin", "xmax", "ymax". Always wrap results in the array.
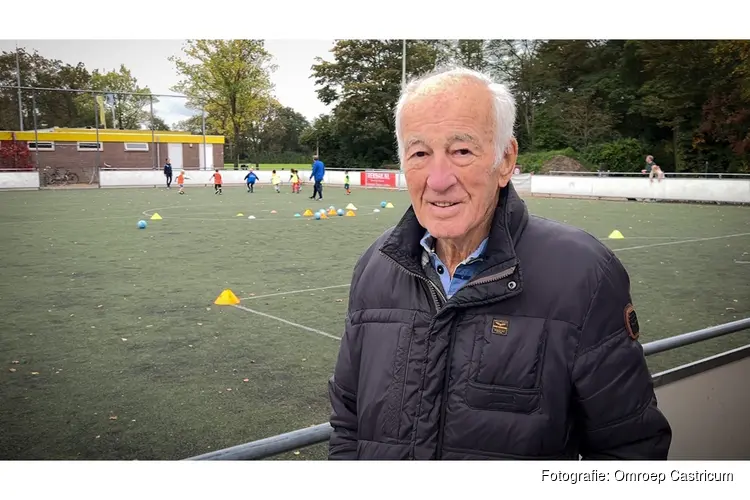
[
  {"xmin": 380, "ymin": 251, "xmax": 446, "ymax": 460},
  {"xmin": 380, "ymin": 251, "xmax": 446, "ymax": 311},
  {"xmin": 380, "ymin": 251, "xmax": 518, "ymax": 460},
  {"xmin": 434, "ymin": 264, "xmax": 517, "ymax": 460},
  {"xmin": 463, "ymin": 265, "xmax": 516, "ymax": 289}
]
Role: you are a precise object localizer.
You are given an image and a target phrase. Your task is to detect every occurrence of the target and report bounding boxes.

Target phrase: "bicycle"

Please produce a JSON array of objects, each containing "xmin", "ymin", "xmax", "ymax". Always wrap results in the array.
[{"xmin": 42, "ymin": 166, "xmax": 79, "ymax": 186}]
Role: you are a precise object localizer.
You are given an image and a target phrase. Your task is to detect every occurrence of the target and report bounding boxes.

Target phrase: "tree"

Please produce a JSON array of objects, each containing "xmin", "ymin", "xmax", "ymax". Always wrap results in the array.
[
  {"xmin": 91, "ymin": 65, "xmax": 154, "ymax": 129},
  {"xmin": 0, "ymin": 48, "xmax": 93, "ymax": 130},
  {"xmin": 173, "ymin": 115, "xmax": 205, "ymax": 134},
  {"xmin": 311, "ymin": 39, "xmax": 440, "ymax": 167},
  {"xmin": 698, "ymin": 40, "xmax": 750, "ymax": 169},
  {"xmin": 151, "ymin": 116, "xmax": 170, "ymax": 131},
  {"xmin": 485, "ymin": 40, "xmax": 543, "ymax": 150},
  {"xmin": 170, "ymin": 39, "xmax": 277, "ymax": 168},
  {"xmin": 435, "ymin": 40, "xmax": 489, "ymax": 71}
]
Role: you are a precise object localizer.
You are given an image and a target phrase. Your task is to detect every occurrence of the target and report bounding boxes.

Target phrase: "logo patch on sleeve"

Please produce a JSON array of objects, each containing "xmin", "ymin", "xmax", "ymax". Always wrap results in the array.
[
  {"xmin": 624, "ymin": 304, "xmax": 640, "ymax": 340},
  {"xmin": 491, "ymin": 319, "xmax": 509, "ymax": 335}
]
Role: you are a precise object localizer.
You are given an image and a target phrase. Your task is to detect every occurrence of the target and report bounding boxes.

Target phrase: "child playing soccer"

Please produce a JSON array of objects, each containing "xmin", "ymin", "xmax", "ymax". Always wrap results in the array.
[
  {"xmin": 290, "ymin": 169, "xmax": 300, "ymax": 194},
  {"xmin": 211, "ymin": 169, "xmax": 223, "ymax": 195},
  {"xmin": 344, "ymin": 170, "xmax": 351, "ymax": 195},
  {"xmin": 176, "ymin": 170, "xmax": 188, "ymax": 194},
  {"xmin": 244, "ymin": 169, "xmax": 258, "ymax": 193},
  {"xmin": 271, "ymin": 169, "xmax": 281, "ymax": 193}
]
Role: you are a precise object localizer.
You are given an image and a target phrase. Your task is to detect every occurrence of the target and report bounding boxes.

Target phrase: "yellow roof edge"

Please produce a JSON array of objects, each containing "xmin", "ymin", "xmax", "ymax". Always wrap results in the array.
[{"xmin": 2, "ymin": 130, "xmax": 224, "ymax": 144}]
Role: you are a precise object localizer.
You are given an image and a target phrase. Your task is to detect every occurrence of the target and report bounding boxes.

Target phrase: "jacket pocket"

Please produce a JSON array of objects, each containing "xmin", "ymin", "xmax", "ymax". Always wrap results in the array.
[
  {"xmin": 464, "ymin": 315, "xmax": 549, "ymax": 412},
  {"xmin": 465, "ymin": 381, "xmax": 541, "ymax": 413}
]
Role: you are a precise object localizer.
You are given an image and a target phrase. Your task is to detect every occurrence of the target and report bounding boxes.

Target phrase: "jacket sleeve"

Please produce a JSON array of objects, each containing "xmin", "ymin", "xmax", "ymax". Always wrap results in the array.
[{"xmin": 572, "ymin": 253, "xmax": 672, "ymax": 459}]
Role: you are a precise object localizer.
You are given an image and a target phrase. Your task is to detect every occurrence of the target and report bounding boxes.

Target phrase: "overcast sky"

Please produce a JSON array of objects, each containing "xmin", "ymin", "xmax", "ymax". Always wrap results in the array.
[{"xmin": 0, "ymin": 40, "xmax": 336, "ymax": 127}]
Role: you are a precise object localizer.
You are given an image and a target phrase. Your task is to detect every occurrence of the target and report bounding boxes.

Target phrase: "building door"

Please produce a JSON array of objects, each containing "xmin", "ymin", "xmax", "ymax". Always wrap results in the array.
[
  {"xmin": 168, "ymin": 143, "xmax": 183, "ymax": 170},
  {"xmin": 199, "ymin": 144, "xmax": 214, "ymax": 170}
]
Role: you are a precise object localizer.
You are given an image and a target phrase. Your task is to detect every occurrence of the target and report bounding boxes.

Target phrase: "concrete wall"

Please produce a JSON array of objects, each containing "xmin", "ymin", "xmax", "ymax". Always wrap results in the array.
[
  {"xmin": 100, "ymin": 168, "xmax": 369, "ymax": 188},
  {"xmin": 0, "ymin": 171, "xmax": 40, "ymax": 190},
  {"xmin": 530, "ymin": 175, "xmax": 750, "ymax": 203},
  {"xmin": 654, "ymin": 348, "xmax": 750, "ymax": 459},
  {"xmin": 21, "ymin": 169, "xmax": 750, "ymax": 204}
]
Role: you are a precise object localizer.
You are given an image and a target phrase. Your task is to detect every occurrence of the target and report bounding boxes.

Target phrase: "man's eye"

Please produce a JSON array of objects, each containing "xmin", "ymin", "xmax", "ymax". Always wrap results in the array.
[
  {"xmin": 454, "ymin": 149, "xmax": 471, "ymax": 156},
  {"xmin": 411, "ymin": 151, "xmax": 427, "ymax": 158}
]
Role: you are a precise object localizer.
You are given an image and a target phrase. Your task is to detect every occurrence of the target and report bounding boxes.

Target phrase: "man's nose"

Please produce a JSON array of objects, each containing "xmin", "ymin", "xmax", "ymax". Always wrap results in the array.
[{"xmin": 425, "ymin": 155, "xmax": 457, "ymax": 193}]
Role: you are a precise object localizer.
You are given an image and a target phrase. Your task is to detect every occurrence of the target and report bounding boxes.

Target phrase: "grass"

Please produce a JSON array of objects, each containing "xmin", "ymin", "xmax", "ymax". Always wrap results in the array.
[
  {"xmin": 222, "ymin": 163, "xmax": 309, "ymax": 171},
  {"xmin": 0, "ymin": 183, "xmax": 748, "ymax": 461}
]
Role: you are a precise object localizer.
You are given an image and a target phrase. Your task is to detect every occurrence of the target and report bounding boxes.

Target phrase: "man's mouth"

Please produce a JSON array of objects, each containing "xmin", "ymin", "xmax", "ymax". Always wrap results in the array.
[{"xmin": 429, "ymin": 201, "xmax": 460, "ymax": 208}]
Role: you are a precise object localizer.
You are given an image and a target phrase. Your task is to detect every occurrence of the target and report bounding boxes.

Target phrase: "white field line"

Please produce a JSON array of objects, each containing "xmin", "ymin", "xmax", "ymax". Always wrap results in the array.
[
  {"xmin": 612, "ymin": 232, "xmax": 750, "ymax": 252},
  {"xmin": 233, "ymin": 304, "xmax": 340, "ymax": 341},
  {"xmin": 240, "ymin": 284, "xmax": 350, "ymax": 301}
]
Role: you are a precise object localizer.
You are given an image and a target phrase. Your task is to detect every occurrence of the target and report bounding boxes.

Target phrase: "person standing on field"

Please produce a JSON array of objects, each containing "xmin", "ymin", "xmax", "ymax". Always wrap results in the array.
[
  {"xmin": 164, "ymin": 158, "xmax": 173, "ymax": 189},
  {"xmin": 310, "ymin": 155, "xmax": 325, "ymax": 201}
]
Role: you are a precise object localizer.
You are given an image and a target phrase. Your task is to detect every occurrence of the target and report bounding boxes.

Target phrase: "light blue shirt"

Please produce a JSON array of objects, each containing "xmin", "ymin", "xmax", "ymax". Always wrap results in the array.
[{"xmin": 419, "ymin": 231, "xmax": 489, "ymax": 298}]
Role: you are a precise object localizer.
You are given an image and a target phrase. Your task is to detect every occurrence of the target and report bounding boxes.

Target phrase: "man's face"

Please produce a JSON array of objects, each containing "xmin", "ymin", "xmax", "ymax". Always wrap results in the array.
[{"xmin": 400, "ymin": 80, "xmax": 517, "ymax": 242}]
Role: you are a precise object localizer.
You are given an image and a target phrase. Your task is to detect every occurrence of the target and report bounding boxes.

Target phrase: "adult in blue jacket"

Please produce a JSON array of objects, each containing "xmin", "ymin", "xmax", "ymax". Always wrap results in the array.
[{"xmin": 309, "ymin": 155, "xmax": 325, "ymax": 200}]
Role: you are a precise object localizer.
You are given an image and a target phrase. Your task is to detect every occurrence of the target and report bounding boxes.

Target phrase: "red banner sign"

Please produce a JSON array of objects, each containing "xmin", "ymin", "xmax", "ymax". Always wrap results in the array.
[{"xmin": 361, "ymin": 170, "xmax": 397, "ymax": 188}]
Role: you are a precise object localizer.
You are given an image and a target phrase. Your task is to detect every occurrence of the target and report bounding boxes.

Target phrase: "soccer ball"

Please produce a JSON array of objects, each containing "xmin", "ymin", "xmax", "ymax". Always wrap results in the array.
[
  {"xmin": 337, "ymin": 209, "xmax": 344, "ymax": 216},
  {"xmin": 381, "ymin": 201, "xmax": 387, "ymax": 208},
  {"xmin": 314, "ymin": 212, "xmax": 321, "ymax": 220},
  {"xmin": 137, "ymin": 220, "xmax": 147, "ymax": 229}
]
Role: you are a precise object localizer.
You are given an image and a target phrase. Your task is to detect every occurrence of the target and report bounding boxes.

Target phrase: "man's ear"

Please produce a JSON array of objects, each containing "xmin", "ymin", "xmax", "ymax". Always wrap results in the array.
[{"xmin": 497, "ymin": 138, "xmax": 519, "ymax": 188}]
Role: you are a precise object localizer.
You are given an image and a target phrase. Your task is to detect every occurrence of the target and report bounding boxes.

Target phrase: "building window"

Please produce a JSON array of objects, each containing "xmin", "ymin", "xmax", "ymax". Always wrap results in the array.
[
  {"xmin": 124, "ymin": 142, "xmax": 149, "ymax": 152},
  {"xmin": 27, "ymin": 141, "xmax": 55, "ymax": 151},
  {"xmin": 77, "ymin": 142, "xmax": 103, "ymax": 152}
]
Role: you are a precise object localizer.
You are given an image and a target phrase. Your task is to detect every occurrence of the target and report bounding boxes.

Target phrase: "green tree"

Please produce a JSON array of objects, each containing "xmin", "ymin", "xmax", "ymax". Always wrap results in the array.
[
  {"xmin": 311, "ymin": 39, "xmax": 439, "ymax": 167},
  {"xmin": 90, "ymin": 65, "xmax": 154, "ymax": 129},
  {"xmin": 485, "ymin": 40, "xmax": 543, "ymax": 150},
  {"xmin": 170, "ymin": 39, "xmax": 276, "ymax": 168},
  {"xmin": 0, "ymin": 48, "xmax": 93, "ymax": 130}
]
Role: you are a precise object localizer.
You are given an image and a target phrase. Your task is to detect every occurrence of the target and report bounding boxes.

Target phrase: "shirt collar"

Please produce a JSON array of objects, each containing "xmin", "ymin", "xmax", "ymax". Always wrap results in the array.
[{"xmin": 419, "ymin": 231, "xmax": 488, "ymax": 266}]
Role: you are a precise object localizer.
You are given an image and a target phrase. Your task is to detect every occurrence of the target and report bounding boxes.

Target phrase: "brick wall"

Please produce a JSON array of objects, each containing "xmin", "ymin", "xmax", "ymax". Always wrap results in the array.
[{"xmin": 29, "ymin": 141, "xmax": 224, "ymax": 182}]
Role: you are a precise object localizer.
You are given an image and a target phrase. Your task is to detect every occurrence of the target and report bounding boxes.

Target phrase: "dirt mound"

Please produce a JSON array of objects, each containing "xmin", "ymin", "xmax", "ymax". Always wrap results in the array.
[{"xmin": 540, "ymin": 155, "xmax": 587, "ymax": 173}]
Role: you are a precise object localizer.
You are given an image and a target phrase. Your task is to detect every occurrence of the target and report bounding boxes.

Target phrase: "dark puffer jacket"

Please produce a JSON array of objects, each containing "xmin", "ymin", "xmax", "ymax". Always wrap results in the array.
[{"xmin": 328, "ymin": 182, "xmax": 672, "ymax": 460}]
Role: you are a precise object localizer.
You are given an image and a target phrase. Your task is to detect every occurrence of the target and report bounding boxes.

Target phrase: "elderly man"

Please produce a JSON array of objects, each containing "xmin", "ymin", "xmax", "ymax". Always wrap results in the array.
[{"xmin": 327, "ymin": 67, "xmax": 672, "ymax": 460}]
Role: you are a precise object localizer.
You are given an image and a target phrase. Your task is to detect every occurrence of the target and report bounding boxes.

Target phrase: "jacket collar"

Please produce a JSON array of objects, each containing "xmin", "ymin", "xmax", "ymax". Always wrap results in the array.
[{"xmin": 380, "ymin": 181, "xmax": 529, "ymax": 280}]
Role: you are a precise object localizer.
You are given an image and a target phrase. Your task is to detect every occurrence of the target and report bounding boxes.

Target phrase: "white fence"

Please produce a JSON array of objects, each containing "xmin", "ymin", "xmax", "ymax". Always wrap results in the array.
[
  {"xmin": 531, "ymin": 175, "xmax": 750, "ymax": 204},
  {"xmin": 0, "ymin": 171, "xmax": 40, "ymax": 190},
  {"xmin": 2, "ymin": 169, "xmax": 749, "ymax": 204}
]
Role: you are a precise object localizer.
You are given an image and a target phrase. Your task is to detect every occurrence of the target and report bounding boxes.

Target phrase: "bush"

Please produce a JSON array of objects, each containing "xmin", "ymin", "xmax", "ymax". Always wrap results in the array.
[
  {"xmin": 581, "ymin": 139, "xmax": 646, "ymax": 172},
  {"xmin": 516, "ymin": 148, "xmax": 592, "ymax": 173}
]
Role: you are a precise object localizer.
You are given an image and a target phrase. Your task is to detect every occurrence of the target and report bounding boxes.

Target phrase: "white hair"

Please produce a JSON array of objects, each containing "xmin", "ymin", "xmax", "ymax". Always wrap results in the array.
[{"xmin": 394, "ymin": 66, "xmax": 517, "ymax": 169}]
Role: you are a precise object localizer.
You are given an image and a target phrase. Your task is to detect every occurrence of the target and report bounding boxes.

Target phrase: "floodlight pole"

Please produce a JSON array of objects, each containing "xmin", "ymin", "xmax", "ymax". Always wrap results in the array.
[
  {"xmin": 150, "ymin": 95, "xmax": 157, "ymax": 169},
  {"xmin": 15, "ymin": 42, "xmax": 24, "ymax": 131},
  {"xmin": 31, "ymin": 90, "xmax": 39, "ymax": 171},
  {"xmin": 400, "ymin": 39, "xmax": 406, "ymax": 180},
  {"xmin": 93, "ymin": 93, "xmax": 101, "ymax": 172},
  {"xmin": 202, "ymin": 105, "xmax": 207, "ymax": 170},
  {"xmin": 401, "ymin": 39, "xmax": 406, "ymax": 90}
]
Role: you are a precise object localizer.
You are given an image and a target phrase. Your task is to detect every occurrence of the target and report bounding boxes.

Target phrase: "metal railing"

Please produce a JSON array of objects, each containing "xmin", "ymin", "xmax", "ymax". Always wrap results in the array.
[
  {"xmin": 186, "ymin": 316, "xmax": 750, "ymax": 461},
  {"xmin": 545, "ymin": 171, "xmax": 750, "ymax": 178}
]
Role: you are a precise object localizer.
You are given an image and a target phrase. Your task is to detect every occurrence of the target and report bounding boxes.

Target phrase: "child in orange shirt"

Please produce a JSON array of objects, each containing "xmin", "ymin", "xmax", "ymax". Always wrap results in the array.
[
  {"xmin": 211, "ymin": 169, "xmax": 223, "ymax": 195},
  {"xmin": 176, "ymin": 171, "xmax": 189, "ymax": 194}
]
